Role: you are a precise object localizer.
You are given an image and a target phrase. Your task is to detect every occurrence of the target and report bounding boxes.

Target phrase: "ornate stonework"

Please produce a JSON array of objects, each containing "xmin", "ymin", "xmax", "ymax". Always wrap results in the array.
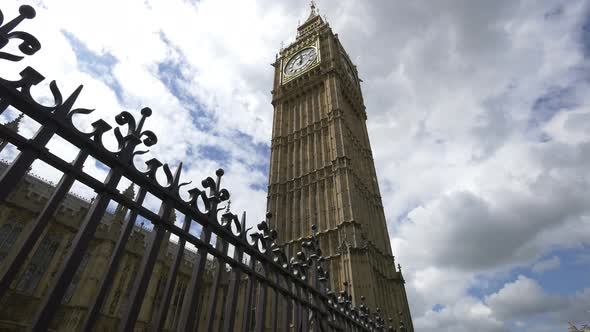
[
  {"xmin": 267, "ymin": 5, "xmax": 414, "ymax": 328},
  {"xmin": 0, "ymin": 160, "xmax": 249, "ymax": 331},
  {"xmin": 570, "ymin": 323, "xmax": 590, "ymax": 332}
]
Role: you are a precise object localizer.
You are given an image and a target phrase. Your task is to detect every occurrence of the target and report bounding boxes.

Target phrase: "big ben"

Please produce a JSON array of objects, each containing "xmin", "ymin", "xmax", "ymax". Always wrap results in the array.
[{"xmin": 267, "ymin": 2, "xmax": 414, "ymax": 329}]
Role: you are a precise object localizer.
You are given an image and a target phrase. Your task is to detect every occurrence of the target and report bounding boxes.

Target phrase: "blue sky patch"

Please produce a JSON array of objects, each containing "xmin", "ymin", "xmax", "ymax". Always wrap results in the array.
[
  {"xmin": 200, "ymin": 144, "xmax": 230, "ymax": 164},
  {"xmin": 581, "ymin": 11, "xmax": 590, "ymax": 58},
  {"xmin": 544, "ymin": 5, "xmax": 564, "ymax": 20},
  {"xmin": 468, "ymin": 246, "xmax": 590, "ymax": 304},
  {"xmin": 249, "ymin": 182, "xmax": 267, "ymax": 191},
  {"xmin": 531, "ymin": 247, "xmax": 590, "ymax": 296},
  {"xmin": 431, "ymin": 304, "xmax": 444, "ymax": 312},
  {"xmin": 156, "ymin": 32, "xmax": 214, "ymax": 132},
  {"xmin": 529, "ymin": 86, "xmax": 577, "ymax": 130},
  {"xmin": 532, "ymin": 87, "xmax": 576, "ymax": 119},
  {"xmin": 61, "ymin": 30, "xmax": 124, "ymax": 102}
]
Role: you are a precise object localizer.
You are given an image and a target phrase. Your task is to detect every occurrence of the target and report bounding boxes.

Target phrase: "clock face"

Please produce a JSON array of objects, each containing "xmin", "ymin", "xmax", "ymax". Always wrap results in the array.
[
  {"xmin": 341, "ymin": 53, "xmax": 356, "ymax": 84},
  {"xmin": 284, "ymin": 47, "xmax": 318, "ymax": 77}
]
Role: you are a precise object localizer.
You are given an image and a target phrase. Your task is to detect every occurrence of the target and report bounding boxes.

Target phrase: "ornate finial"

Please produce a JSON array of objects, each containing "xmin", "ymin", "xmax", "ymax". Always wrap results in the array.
[
  {"xmin": 303, "ymin": 0, "xmax": 318, "ymax": 22},
  {"xmin": 136, "ymin": 107, "xmax": 152, "ymax": 135},
  {"xmin": 398, "ymin": 263, "xmax": 402, "ymax": 272},
  {"xmin": 0, "ymin": 5, "xmax": 41, "ymax": 61},
  {"xmin": 113, "ymin": 107, "xmax": 158, "ymax": 152}
]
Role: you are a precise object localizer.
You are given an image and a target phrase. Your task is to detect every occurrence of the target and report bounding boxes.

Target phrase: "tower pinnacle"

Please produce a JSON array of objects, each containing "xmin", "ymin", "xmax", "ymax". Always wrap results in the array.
[
  {"xmin": 306, "ymin": 0, "xmax": 319, "ymax": 22},
  {"xmin": 5, "ymin": 113, "xmax": 24, "ymax": 132},
  {"xmin": 0, "ymin": 113, "xmax": 24, "ymax": 154}
]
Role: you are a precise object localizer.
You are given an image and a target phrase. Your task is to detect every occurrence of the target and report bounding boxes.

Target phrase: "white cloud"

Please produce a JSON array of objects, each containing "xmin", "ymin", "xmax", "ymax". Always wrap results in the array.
[
  {"xmin": 485, "ymin": 275, "xmax": 565, "ymax": 320},
  {"xmin": 416, "ymin": 296, "xmax": 505, "ymax": 332},
  {"xmin": 1, "ymin": 0, "xmax": 589, "ymax": 330}
]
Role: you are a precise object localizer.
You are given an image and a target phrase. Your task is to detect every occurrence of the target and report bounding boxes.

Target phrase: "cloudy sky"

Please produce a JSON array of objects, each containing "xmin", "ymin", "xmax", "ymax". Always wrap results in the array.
[{"xmin": 1, "ymin": 0, "xmax": 589, "ymax": 330}]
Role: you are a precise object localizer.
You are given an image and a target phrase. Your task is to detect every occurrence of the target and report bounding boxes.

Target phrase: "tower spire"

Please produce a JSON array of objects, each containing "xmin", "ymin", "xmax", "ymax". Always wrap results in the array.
[
  {"xmin": 306, "ymin": 0, "xmax": 319, "ymax": 21},
  {"xmin": 297, "ymin": 0, "xmax": 324, "ymax": 39},
  {"xmin": 113, "ymin": 183, "xmax": 136, "ymax": 223},
  {"xmin": 5, "ymin": 113, "xmax": 24, "ymax": 132},
  {"xmin": 0, "ymin": 113, "xmax": 24, "ymax": 154}
]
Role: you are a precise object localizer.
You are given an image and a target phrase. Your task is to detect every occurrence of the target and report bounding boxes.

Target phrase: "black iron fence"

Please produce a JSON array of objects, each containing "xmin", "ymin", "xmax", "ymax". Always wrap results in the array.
[{"xmin": 0, "ymin": 5, "xmax": 406, "ymax": 331}]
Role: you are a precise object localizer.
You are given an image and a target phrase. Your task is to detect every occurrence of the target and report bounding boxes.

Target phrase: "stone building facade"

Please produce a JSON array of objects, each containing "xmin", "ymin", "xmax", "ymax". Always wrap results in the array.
[
  {"xmin": 0, "ymin": 157, "xmax": 251, "ymax": 331},
  {"xmin": 0, "ymin": 3, "xmax": 413, "ymax": 330},
  {"xmin": 267, "ymin": 4, "xmax": 413, "ymax": 328}
]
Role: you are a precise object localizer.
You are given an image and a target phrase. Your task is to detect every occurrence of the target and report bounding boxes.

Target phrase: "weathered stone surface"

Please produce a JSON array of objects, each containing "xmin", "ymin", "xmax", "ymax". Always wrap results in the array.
[{"xmin": 268, "ymin": 7, "xmax": 414, "ymax": 329}]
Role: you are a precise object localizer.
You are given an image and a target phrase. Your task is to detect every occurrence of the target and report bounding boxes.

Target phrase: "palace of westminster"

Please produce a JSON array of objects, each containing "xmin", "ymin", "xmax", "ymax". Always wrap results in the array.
[{"xmin": 0, "ymin": 3, "xmax": 413, "ymax": 331}]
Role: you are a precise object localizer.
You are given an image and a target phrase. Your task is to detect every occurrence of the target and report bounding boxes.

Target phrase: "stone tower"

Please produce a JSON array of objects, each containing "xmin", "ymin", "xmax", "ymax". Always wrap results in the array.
[{"xmin": 267, "ymin": 3, "xmax": 413, "ymax": 328}]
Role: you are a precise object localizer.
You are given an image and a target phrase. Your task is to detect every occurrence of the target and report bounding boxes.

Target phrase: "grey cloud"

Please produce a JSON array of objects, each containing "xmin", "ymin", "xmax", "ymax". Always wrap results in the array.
[
  {"xmin": 8, "ymin": 0, "xmax": 590, "ymax": 330},
  {"xmin": 399, "ymin": 161, "xmax": 589, "ymax": 271},
  {"xmin": 486, "ymin": 275, "xmax": 590, "ymax": 325},
  {"xmin": 564, "ymin": 111, "xmax": 590, "ymax": 131},
  {"xmin": 415, "ymin": 297, "xmax": 507, "ymax": 332}
]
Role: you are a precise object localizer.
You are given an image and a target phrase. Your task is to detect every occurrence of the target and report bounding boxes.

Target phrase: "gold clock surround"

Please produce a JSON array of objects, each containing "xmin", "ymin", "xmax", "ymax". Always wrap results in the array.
[{"xmin": 281, "ymin": 39, "xmax": 321, "ymax": 84}]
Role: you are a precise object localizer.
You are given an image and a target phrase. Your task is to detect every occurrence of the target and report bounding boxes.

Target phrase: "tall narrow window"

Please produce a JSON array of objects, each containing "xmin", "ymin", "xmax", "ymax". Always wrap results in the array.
[
  {"xmin": 16, "ymin": 232, "xmax": 62, "ymax": 295},
  {"xmin": 62, "ymin": 253, "xmax": 90, "ymax": 303},
  {"xmin": 109, "ymin": 261, "xmax": 132, "ymax": 315},
  {"xmin": 250, "ymin": 282, "xmax": 258, "ymax": 331},
  {"xmin": 0, "ymin": 222, "xmax": 24, "ymax": 263},
  {"xmin": 152, "ymin": 272, "xmax": 167, "ymax": 310}
]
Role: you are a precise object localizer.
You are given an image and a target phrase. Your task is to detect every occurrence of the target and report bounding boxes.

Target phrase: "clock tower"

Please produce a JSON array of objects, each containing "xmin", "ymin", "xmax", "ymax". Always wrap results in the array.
[{"xmin": 267, "ymin": 3, "xmax": 413, "ymax": 328}]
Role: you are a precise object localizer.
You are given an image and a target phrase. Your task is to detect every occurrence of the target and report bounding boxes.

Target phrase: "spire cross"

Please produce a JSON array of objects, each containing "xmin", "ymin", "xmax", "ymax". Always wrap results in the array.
[{"xmin": 310, "ymin": 0, "xmax": 317, "ymax": 15}]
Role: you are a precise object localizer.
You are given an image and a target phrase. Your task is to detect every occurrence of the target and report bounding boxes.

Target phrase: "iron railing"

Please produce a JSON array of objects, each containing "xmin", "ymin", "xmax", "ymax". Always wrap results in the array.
[{"xmin": 0, "ymin": 5, "xmax": 407, "ymax": 331}]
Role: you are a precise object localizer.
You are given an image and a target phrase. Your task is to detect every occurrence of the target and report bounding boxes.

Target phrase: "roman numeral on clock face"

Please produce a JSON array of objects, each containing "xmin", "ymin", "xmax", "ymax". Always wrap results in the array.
[{"xmin": 284, "ymin": 47, "xmax": 318, "ymax": 77}]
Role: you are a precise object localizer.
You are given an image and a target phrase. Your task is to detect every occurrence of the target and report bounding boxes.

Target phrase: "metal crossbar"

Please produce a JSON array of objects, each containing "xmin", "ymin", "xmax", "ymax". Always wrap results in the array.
[{"xmin": 0, "ymin": 5, "xmax": 402, "ymax": 332}]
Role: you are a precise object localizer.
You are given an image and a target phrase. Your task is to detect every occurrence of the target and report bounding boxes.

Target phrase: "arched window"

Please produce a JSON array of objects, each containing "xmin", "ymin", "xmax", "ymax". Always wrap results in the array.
[
  {"xmin": 0, "ymin": 222, "xmax": 24, "ymax": 263},
  {"xmin": 16, "ymin": 232, "xmax": 62, "ymax": 295}
]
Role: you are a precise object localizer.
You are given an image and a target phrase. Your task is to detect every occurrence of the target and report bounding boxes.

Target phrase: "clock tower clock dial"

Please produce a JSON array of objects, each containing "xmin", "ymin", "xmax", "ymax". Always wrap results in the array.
[{"xmin": 284, "ymin": 47, "xmax": 317, "ymax": 77}]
